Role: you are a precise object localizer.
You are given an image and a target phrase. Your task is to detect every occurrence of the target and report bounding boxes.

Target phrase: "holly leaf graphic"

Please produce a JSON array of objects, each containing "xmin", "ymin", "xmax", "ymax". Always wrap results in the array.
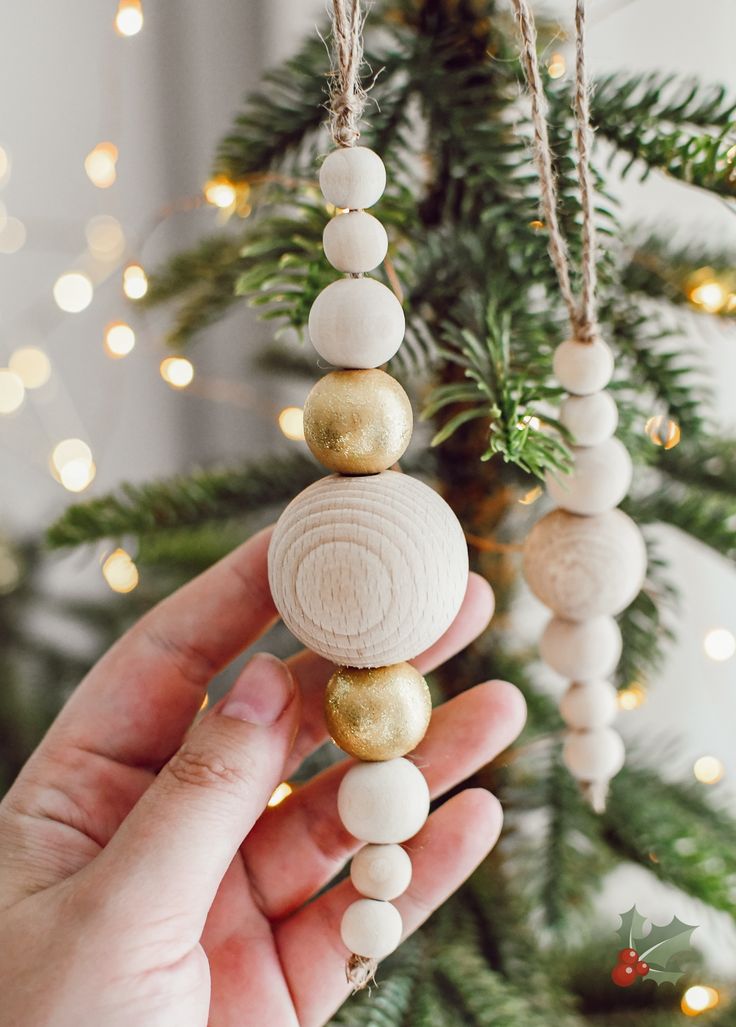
[
  {"xmin": 639, "ymin": 916, "xmax": 697, "ymax": 973},
  {"xmin": 616, "ymin": 905, "xmax": 648, "ymax": 950},
  {"xmin": 647, "ymin": 968, "xmax": 687, "ymax": 986}
]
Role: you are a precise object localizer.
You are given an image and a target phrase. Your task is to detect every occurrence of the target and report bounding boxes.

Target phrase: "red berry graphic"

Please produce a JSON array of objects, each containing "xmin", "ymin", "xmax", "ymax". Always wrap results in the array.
[
  {"xmin": 611, "ymin": 963, "xmax": 637, "ymax": 987},
  {"xmin": 618, "ymin": 948, "xmax": 638, "ymax": 965},
  {"xmin": 635, "ymin": 961, "xmax": 649, "ymax": 976}
]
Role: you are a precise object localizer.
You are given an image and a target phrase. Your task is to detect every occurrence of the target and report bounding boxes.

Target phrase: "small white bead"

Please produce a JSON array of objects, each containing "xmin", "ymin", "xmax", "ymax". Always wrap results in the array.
[
  {"xmin": 540, "ymin": 615, "xmax": 622, "ymax": 680},
  {"xmin": 560, "ymin": 391, "xmax": 619, "ymax": 446},
  {"xmin": 340, "ymin": 898, "xmax": 403, "ymax": 960},
  {"xmin": 323, "ymin": 211, "xmax": 388, "ymax": 273},
  {"xmin": 351, "ymin": 844, "xmax": 413, "ymax": 901},
  {"xmin": 563, "ymin": 727, "xmax": 625, "ymax": 782},
  {"xmin": 338, "ymin": 757, "xmax": 430, "ymax": 843},
  {"xmin": 553, "ymin": 338, "xmax": 614, "ymax": 395},
  {"xmin": 545, "ymin": 437, "xmax": 632, "ymax": 516},
  {"xmin": 560, "ymin": 680, "xmax": 619, "ymax": 729},
  {"xmin": 308, "ymin": 277, "xmax": 405, "ymax": 369},
  {"xmin": 319, "ymin": 146, "xmax": 386, "ymax": 210}
]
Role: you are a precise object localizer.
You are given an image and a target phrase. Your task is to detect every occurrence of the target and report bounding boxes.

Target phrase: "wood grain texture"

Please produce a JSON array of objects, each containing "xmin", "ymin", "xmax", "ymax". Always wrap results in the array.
[
  {"xmin": 322, "ymin": 210, "xmax": 388, "ymax": 273},
  {"xmin": 545, "ymin": 437, "xmax": 632, "ymax": 516},
  {"xmin": 319, "ymin": 146, "xmax": 386, "ymax": 210},
  {"xmin": 308, "ymin": 277, "xmax": 405, "ymax": 369},
  {"xmin": 268, "ymin": 472, "xmax": 469, "ymax": 667},
  {"xmin": 539, "ymin": 614, "xmax": 622, "ymax": 680}
]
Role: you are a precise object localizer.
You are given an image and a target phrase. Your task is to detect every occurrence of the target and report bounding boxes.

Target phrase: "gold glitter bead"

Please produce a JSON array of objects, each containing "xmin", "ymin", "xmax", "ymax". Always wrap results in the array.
[
  {"xmin": 325, "ymin": 663, "xmax": 432, "ymax": 761},
  {"xmin": 303, "ymin": 369, "xmax": 412, "ymax": 475}
]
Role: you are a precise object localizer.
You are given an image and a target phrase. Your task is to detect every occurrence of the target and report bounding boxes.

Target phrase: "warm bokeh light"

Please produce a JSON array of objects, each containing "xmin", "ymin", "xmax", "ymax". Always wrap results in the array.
[
  {"xmin": 690, "ymin": 279, "xmax": 727, "ymax": 313},
  {"xmin": 51, "ymin": 439, "xmax": 96, "ymax": 492},
  {"xmin": 518, "ymin": 485, "xmax": 543, "ymax": 505},
  {"xmin": 84, "ymin": 142, "xmax": 118, "ymax": 189},
  {"xmin": 102, "ymin": 548, "xmax": 140, "ymax": 593},
  {"xmin": 86, "ymin": 214, "xmax": 126, "ymax": 260},
  {"xmin": 59, "ymin": 459, "xmax": 97, "ymax": 493},
  {"xmin": 693, "ymin": 756, "xmax": 725, "ymax": 785},
  {"xmin": 122, "ymin": 263, "xmax": 148, "ymax": 299},
  {"xmin": 645, "ymin": 414, "xmax": 681, "ymax": 450},
  {"xmin": 547, "ymin": 53, "xmax": 566, "ymax": 79},
  {"xmin": 681, "ymin": 985, "xmax": 720, "ymax": 1015},
  {"xmin": 278, "ymin": 406, "xmax": 305, "ymax": 441},
  {"xmin": 160, "ymin": 356, "xmax": 194, "ymax": 389},
  {"xmin": 115, "ymin": 0, "xmax": 143, "ymax": 37},
  {"xmin": 104, "ymin": 322, "xmax": 136, "ymax": 358},
  {"xmin": 0, "ymin": 145, "xmax": 9, "ymax": 184},
  {"xmin": 517, "ymin": 414, "xmax": 541, "ymax": 431},
  {"xmin": 0, "ymin": 369, "xmax": 25, "ymax": 414},
  {"xmin": 0, "ymin": 216, "xmax": 26, "ymax": 254},
  {"xmin": 9, "ymin": 347, "xmax": 51, "ymax": 389},
  {"xmin": 268, "ymin": 782, "xmax": 293, "ymax": 808},
  {"xmin": 51, "ymin": 438, "xmax": 93, "ymax": 474},
  {"xmin": 53, "ymin": 271, "xmax": 93, "ymax": 313},
  {"xmin": 704, "ymin": 627, "xmax": 736, "ymax": 662},
  {"xmin": 618, "ymin": 682, "xmax": 646, "ymax": 711},
  {"xmin": 204, "ymin": 175, "xmax": 237, "ymax": 209}
]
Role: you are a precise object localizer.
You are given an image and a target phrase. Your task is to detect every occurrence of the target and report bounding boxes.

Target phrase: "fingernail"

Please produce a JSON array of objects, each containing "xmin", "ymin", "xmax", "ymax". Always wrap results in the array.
[{"xmin": 221, "ymin": 653, "xmax": 295, "ymax": 726}]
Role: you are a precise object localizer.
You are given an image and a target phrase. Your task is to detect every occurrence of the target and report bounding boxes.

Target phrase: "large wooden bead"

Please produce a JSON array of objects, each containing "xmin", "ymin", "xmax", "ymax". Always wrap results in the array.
[
  {"xmin": 303, "ymin": 369, "xmax": 412, "ymax": 475},
  {"xmin": 340, "ymin": 898, "xmax": 403, "ymax": 959},
  {"xmin": 319, "ymin": 146, "xmax": 387, "ymax": 210},
  {"xmin": 523, "ymin": 509, "xmax": 647, "ymax": 620},
  {"xmin": 563, "ymin": 727, "xmax": 625, "ymax": 782},
  {"xmin": 351, "ymin": 843, "xmax": 413, "ymax": 900},
  {"xmin": 560, "ymin": 391, "xmax": 618, "ymax": 447},
  {"xmin": 337, "ymin": 757, "xmax": 430, "ymax": 843},
  {"xmin": 325, "ymin": 663, "xmax": 431, "ymax": 761},
  {"xmin": 268, "ymin": 472, "xmax": 469, "ymax": 667},
  {"xmin": 323, "ymin": 211, "xmax": 388, "ymax": 273},
  {"xmin": 553, "ymin": 338, "xmax": 614, "ymax": 395},
  {"xmin": 540, "ymin": 615, "xmax": 622, "ymax": 680},
  {"xmin": 560, "ymin": 681, "xmax": 618, "ymax": 730},
  {"xmin": 545, "ymin": 437, "xmax": 633, "ymax": 516},
  {"xmin": 308, "ymin": 277, "xmax": 405, "ymax": 369}
]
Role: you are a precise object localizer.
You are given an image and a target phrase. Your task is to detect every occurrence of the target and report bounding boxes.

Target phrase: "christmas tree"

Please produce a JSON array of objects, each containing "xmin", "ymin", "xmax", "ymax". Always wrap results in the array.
[{"xmin": 8, "ymin": 0, "xmax": 736, "ymax": 1022}]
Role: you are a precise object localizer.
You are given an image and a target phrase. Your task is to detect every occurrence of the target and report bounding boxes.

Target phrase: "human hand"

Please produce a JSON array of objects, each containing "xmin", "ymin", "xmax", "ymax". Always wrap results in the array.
[{"xmin": 0, "ymin": 527, "xmax": 525, "ymax": 1027}]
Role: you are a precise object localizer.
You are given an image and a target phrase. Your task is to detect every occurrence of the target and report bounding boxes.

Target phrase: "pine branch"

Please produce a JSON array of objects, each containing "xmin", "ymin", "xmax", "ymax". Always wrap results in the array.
[
  {"xmin": 655, "ymin": 436, "xmax": 736, "ymax": 498},
  {"xmin": 614, "ymin": 539, "xmax": 678, "ymax": 690},
  {"xmin": 328, "ymin": 938, "xmax": 423, "ymax": 1026},
  {"xmin": 625, "ymin": 487, "xmax": 736, "ymax": 561}
]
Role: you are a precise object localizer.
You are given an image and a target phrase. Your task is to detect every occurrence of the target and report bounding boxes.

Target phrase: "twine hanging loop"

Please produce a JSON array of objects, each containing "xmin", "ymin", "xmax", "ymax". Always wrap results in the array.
[{"xmin": 328, "ymin": 0, "xmax": 368, "ymax": 147}]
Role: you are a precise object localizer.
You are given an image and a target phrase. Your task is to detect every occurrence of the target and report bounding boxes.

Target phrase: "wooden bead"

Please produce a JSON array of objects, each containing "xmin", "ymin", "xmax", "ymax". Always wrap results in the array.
[
  {"xmin": 325, "ymin": 663, "xmax": 431, "ymax": 761},
  {"xmin": 337, "ymin": 757, "xmax": 430, "ymax": 843},
  {"xmin": 319, "ymin": 146, "xmax": 387, "ymax": 210},
  {"xmin": 350, "ymin": 843, "xmax": 413, "ymax": 900},
  {"xmin": 553, "ymin": 338, "xmax": 614, "ymax": 395},
  {"xmin": 323, "ymin": 211, "xmax": 388, "ymax": 273},
  {"xmin": 563, "ymin": 727, "xmax": 625, "ymax": 782},
  {"xmin": 303, "ymin": 369, "xmax": 412, "ymax": 475},
  {"xmin": 523, "ymin": 509, "xmax": 647, "ymax": 620},
  {"xmin": 340, "ymin": 898, "xmax": 403, "ymax": 959},
  {"xmin": 308, "ymin": 277, "xmax": 405, "ymax": 369},
  {"xmin": 268, "ymin": 472, "xmax": 469, "ymax": 667},
  {"xmin": 545, "ymin": 438, "xmax": 633, "ymax": 516},
  {"xmin": 560, "ymin": 391, "xmax": 618, "ymax": 446},
  {"xmin": 540, "ymin": 615, "xmax": 622, "ymax": 680},
  {"xmin": 560, "ymin": 681, "xmax": 618, "ymax": 730}
]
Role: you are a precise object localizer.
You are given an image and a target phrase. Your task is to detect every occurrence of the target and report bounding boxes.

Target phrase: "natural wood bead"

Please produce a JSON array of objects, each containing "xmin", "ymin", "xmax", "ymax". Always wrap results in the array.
[
  {"xmin": 303, "ymin": 369, "xmax": 412, "ymax": 475},
  {"xmin": 268, "ymin": 472, "xmax": 469, "ymax": 667},
  {"xmin": 323, "ymin": 211, "xmax": 388, "ymax": 273},
  {"xmin": 350, "ymin": 843, "xmax": 413, "ymax": 900},
  {"xmin": 560, "ymin": 681, "xmax": 618, "ymax": 730},
  {"xmin": 337, "ymin": 757, "xmax": 430, "ymax": 843},
  {"xmin": 540, "ymin": 615, "xmax": 622, "ymax": 680},
  {"xmin": 545, "ymin": 438, "xmax": 633, "ymax": 516},
  {"xmin": 563, "ymin": 727, "xmax": 625, "ymax": 782},
  {"xmin": 560, "ymin": 391, "xmax": 619, "ymax": 446},
  {"xmin": 308, "ymin": 277, "xmax": 405, "ymax": 369},
  {"xmin": 340, "ymin": 898, "xmax": 403, "ymax": 960},
  {"xmin": 319, "ymin": 146, "xmax": 386, "ymax": 210},
  {"xmin": 523, "ymin": 509, "xmax": 647, "ymax": 620},
  {"xmin": 553, "ymin": 338, "xmax": 614, "ymax": 395}
]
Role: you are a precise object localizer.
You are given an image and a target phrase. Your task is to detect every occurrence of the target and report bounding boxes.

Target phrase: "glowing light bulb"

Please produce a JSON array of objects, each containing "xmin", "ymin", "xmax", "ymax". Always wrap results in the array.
[
  {"xmin": 681, "ymin": 985, "xmax": 719, "ymax": 1015},
  {"xmin": 115, "ymin": 0, "xmax": 143, "ymax": 37},
  {"xmin": 0, "ymin": 369, "xmax": 25, "ymax": 414},
  {"xmin": 690, "ymin": 280, "xmax": 727, "ymax": 313},
  {"xmin": 102, "ymin": 548, "xmax": 140, "ymax": 593},
  {"xmin": 645, "ymin": 414, "xmax": 680, "ymax": 450},
  {"xmin": 617, "ymin": 683, "xmax": 646, "ymax": 711},
  {"xmin": 204, "ymin": 176, "xmax": 237, "ymax": 209},
  {"xmin": 9, "ymin": 347, "xmax": 51, "ymax": 389},
  {"xmin": 84, "ymin": 142, "xmax": 118, "ymax": 189},
  {"xmin": 104, "ymin": 322, "xmax": 136, "ymax": 358},
  {"xmin": 693, "ymin": 756, "xmax": 724, "ymax": 785},
  {"xmin": 519, "ymin": 485, "xmax": 543, "ymax": 505},
  {"xmin": 0, "ymin": 216, "xmax": 26, "ymax": 254},
  {"xmin": 547, "ymin": 53, "xmax": 566, "ymax": 79},
  {"xmin": 53, "ymin": 271, "xmax": 93, "ymax": 313},
  {"xmin": 51, "ymin": 438, "xmax": 96, "ymax": 492},
  {"xmin": 86, "ymin": 215, "xmax": 125, "ymax": 260},
  {"xmin": 278, "ymin": 406, "xmax": 305, "ymax": 441},
  {"xmin": 160, "ymin": 356, "xmax": 194, "ymax": 389},
  {"xmin": 268, "ymin": 782, "xmax": 293, "ymax": 807},
  {"xmin": 123, "ymin": 263, "xmax": 148, "ymax": 299},
  {"xmin": 704, "ymin": 627, "xmax": 735, "ymax": 662}
]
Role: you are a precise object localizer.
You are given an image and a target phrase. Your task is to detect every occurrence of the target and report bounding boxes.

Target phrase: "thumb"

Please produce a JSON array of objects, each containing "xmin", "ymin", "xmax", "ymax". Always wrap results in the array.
[{"xmin": 91, "ymin": 652, "xmax": 299, "ymax": 931}]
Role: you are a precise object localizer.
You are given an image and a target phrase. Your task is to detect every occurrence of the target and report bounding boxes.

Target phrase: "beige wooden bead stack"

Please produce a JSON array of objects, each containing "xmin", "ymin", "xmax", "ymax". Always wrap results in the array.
[{"xmin": 268, "ymin": 142, "xmax": 472, "ymax": 981}]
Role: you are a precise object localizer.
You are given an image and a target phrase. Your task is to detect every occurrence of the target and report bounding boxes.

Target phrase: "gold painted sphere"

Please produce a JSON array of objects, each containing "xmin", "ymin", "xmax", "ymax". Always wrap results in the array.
[
  {"xmin": 303, "ymin": 369, "xmax": 412, "ymax": 475},
  {"xmin": 325, "ymin": 663, "xmax": 432, "ymax": 761}
]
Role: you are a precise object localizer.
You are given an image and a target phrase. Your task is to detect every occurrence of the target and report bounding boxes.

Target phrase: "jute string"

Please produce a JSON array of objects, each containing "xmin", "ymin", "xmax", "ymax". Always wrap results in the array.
[
  {"xmin": 328, "ymin": 0, "xmax": 367, "ymax": 147},
  {"xmin": 511, "ymin": 0, "xmax": 599, "ymax": 344}
]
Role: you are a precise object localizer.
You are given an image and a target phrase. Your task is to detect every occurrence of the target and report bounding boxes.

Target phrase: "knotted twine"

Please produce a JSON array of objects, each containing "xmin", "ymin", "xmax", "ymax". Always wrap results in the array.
[{"xmin": 328, "ymin": 0, "xmax": 368, "ymax": 147}]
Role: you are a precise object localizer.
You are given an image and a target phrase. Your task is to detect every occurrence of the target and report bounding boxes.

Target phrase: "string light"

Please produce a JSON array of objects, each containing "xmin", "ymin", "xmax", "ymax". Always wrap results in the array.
[
  {"xmin": 693, "ymin": 756, "xmax": 725, "ymax": 785},
  {"xmin": 687, "ymin": 268, "xmax": 730, "ymax": 314},
  {"xmin": 9, "ymin": 347, "xmax": 51, "ymax": 389},
  {"xmin": 102, "ymin": 548, "xmax": 139, "ymax": 593},
  {"xmin": 84, "ymin": 142, "xmax": 118, "ymax": 189},
  {"xmin": 204, "ymin": 176, "xmax": 237, "ymax": 209},
  {"xmin": 704, "ymin": 627, "xmax": 735, "ymax": 662},
  {"xmin": 517, "ymin": 414, "xmax": 541, "ymax": 431},
  {"xmin": 617, "ymin": 682, "xmax": 646, "ymax": 710},
  {"xmin": 278, "ymin": 406, "xmax": 305, "ymax": 441},
  {"xmin": 50, "ymin": 438, "xmax": 96, "ymax": 493},
  {"xmin": 122, "ymin": 262, "xmax": 148, "ymax": 299},
  {"xmin": 519, "ymin": 484, "xmax": 543, "ymax": 505},
  {"xmin": 160, "ymin": 356, "xmax": 194, "ymax": 389},
  {"xmin": 645, "ymin": 414, "xmax": 681, "ymax": 450},
  {"xmin": 547, "ymin": 53, "xmax": 567, "ymax": 79},
  {"xmin": 0, "ymin": 216, "xmax": 26, "ymax": 254},
  {"xmin": 529, "ymin": 219, "xmax": 544, "ymax": 231},
  {"xmin": 115, "ymin": 0, "xmax": 143, "ymax": 37},
  {"xmin": 53, "ymin": 271, "xmax": 93, "ymax": 313},
  {"xmin": 0, "ymin": 369, "xmax": 25, "ymax": 415},
  {"xmin": 268, "ymin": 782, "xmax": 293, "ymax": 807},
  {"xmin": 86, "ymin": 215, "xmax": 125, "ymax": 261},
  {"xmin": 104, "ymin": 322, "xmax": 136, "ymax": 358},
  {"xmin": 681, "ymin": 985, "xmax": 720, "ymax": 1016}
]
